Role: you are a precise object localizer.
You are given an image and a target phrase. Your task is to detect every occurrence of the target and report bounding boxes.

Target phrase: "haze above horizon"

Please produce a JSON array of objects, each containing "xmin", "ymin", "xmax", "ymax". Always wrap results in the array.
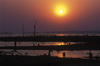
[{"xmin": 0, "ymin": 0, "xmax": 100, "ymax": 33}]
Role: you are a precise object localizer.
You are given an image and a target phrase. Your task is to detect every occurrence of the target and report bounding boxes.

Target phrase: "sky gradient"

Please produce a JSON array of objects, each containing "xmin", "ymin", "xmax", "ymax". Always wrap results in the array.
[{"xmin": 0, "ymin": 0, "xmax": 100, "ymax": 33}]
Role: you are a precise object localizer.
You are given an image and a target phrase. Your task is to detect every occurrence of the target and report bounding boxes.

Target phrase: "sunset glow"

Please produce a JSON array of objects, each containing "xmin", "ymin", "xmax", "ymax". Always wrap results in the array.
[
  {"xmin": 1, "ymin": 0, "xmax": 100, "ymax": 66},
  {"xmin": 55, "ymin": 5, "xmax": 67, "ymax": 16},
  {"xmin": 59, "ymin": 10, "xmax": 62, "ymax": 13},
  {"xmin": 1, "ymin": 0, "xmax": 100, "ymax": 32}
]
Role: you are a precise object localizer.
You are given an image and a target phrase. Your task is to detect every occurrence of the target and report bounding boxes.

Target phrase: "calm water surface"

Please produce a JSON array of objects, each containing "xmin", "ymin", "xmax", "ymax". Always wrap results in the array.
[{"xmin": 0, "ymin": 33, "xmax": 100, "ymax": 59}]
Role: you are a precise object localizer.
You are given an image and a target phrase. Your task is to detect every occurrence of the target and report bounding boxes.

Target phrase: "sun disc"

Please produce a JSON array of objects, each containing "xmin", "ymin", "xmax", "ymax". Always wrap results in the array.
[
  {"xmin": 55, "ymin": 5, "xmax": 67, "ymax": 16},
  {"xmin": 59, "ymin": 10, "xmax": 63, "ymax": 13}
]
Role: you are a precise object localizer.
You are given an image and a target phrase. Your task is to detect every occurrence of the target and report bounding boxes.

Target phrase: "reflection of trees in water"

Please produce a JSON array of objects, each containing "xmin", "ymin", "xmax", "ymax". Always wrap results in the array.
[{"xmin": 0, "ymin": 50, "xmax": 22, "ymax": 56}]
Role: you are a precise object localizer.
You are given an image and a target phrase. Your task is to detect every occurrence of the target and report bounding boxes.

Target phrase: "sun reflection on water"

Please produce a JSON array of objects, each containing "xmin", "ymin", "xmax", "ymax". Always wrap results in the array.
[{"xmin": 51, "ymin": 50, "xmax": 88, "ymax": 58}]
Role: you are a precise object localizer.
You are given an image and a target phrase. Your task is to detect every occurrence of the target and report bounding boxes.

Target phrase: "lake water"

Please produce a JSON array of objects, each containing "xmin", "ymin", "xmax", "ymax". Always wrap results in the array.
[{"xmin": 0, "ymin": 32, "xmax": 100, "ymax": 59}]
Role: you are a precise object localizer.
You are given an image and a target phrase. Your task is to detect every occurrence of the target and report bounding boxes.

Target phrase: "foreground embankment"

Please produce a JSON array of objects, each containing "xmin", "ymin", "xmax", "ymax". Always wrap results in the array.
[{"xmin": 0, "ymin": 55, "xmax": 100, "ymax": 66}]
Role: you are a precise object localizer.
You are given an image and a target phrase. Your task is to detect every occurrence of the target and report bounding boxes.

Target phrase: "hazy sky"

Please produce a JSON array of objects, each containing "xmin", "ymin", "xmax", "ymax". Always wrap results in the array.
[{"xmin": 0, "ymin": 0, "xmax": 100, "ymax": 33}]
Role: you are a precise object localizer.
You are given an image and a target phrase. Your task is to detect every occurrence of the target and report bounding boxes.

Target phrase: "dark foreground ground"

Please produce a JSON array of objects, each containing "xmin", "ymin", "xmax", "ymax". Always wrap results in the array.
[{"xmin": 0, "ymin": 55, "xmax": 100, "ymax": 66}]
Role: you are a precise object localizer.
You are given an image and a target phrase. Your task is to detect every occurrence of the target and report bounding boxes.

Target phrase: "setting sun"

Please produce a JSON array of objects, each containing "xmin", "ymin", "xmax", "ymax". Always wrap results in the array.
[
  {"xmin": 59, "ymin": 10, "xmax": 63, "ymax": 13},
  {"xmin": 55, "ymin": 5, "xmax": 68, "ymax": 16}
]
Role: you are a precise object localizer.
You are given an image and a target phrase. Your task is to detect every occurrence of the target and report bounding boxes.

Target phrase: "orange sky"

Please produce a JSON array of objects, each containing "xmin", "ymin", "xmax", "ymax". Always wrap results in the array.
[{"xmin": 0, "ymin": 0, "xmax": 100, "ymax": 32}]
